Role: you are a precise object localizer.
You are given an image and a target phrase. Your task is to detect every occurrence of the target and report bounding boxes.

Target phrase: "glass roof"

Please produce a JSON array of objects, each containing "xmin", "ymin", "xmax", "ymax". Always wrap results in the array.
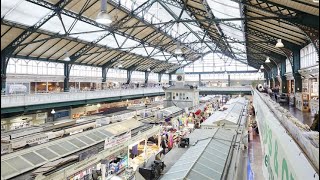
[
  {"xmin": 1, "ymin": 0, "xmax": 175, "ymax": 62},
  {"xmin": 185, "ymin": 53, "xmax": 255, "ymax": 72},
  {"xmin": 1, "ymin": 0, "xmax": 251, "ymax": 71},
  {"xmin": 207, "ymin": 0, "xmax": 247, "ymax": 60}
]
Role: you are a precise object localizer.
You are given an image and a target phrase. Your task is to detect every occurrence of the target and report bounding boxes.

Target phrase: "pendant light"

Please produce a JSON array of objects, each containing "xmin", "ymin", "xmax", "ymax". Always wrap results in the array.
[
  {"xmin": 96, "ymin": 0, "xmax": 112, "ymax": 25},
  {"xmin": 147, "ymin": 68, "xmax": 151, "ymax": 72},
  {"xmin": 175, "ymin": 44, "xmax": 183, "ymax": 55},
  {"xmin": 275, "ymin": 39, "xmax": 284, "ymax": 48},
  {"xmin": 51, "ymin": 109, "xmax": 56, "ymax": 114},
  {"xmin": 258, "ymin": 69, "xmax": 261, "ymax": 73},
  {"xmin": 97, "ymin": 103, "xmax": 101, "ymax": 108},
  {"xmin": 63, "ymin": 51, "xmax": 71, "ymax": 61},
  {"xmin": 118, "ymin": 63, "xmax": 123, "ymax": 68},
  {"xmin": 165, "ymin": 70, "xmax": 169, "ymax": 73},
  {"xmin": 265, "ymin": 57, "xmax": 271, "ymax": 63},
  {"xmin": 260, "ymin": 64, "xmax": 264, "ymax": 70}
]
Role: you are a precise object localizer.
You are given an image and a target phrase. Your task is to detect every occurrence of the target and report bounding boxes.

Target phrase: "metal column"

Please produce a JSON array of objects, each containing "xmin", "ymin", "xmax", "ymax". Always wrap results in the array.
[
  {"xmin": 102, "ymin": 67, "xmax": 108, "ymax": 83},
  {"xmin": 158, "ymin": 73, "xmax": 163, "ymax": 83},
  {"xmin": 64, "ymin": 63, "xmax": 71, "ymax": 92},
  {"xmin": 280, "ymin": 61, "xmax": 287, "ymax": 93},
  {"xmin": 292, "ymin": 48, "xmax": 302, "ymax": 93},
  {"xmin": 144, "ymin": 71, "xmax": 150, "ymax": 84}
]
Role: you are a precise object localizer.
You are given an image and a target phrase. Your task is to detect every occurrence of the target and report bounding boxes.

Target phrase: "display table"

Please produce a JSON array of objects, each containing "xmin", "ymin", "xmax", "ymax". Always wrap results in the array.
[{"xmin": 129, "ymin": 144, "xmax": 162, "ymax": 171}]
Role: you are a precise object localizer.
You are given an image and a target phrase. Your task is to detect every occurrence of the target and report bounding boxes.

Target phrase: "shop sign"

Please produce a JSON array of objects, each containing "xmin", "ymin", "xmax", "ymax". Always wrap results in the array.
[
  {"xmin": 36, "ymin": 112, "xmax": 47, "ymax": 120},
  {"xmin": 25, "ymin": 134, "xmax": 49, "ymax": 145},
  {"xmin": 54, "ymin": 110, "xmax": 70, "ymax": 119},
  {"xmin": 104, "ymin": 131, "xmax": 131, "ymax": 150}
]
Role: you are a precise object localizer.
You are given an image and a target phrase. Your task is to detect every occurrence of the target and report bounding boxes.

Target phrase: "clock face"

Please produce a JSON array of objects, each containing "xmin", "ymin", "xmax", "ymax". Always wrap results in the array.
[{"xmin": 177, "ymin": 75, "xmax": 183, "ymax": 81}]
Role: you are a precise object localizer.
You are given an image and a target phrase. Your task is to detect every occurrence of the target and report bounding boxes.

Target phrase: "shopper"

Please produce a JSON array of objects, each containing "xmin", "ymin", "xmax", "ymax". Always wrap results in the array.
[{"xmin": 160, "ymin": 135, "xmax": 168, "ymax": 156}]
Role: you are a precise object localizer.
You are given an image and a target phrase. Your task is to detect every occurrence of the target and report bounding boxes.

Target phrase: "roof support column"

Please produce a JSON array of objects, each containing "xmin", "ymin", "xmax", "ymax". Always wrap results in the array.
[
  {"xmin": 292, "ymin": 48, "xmax": 302, "ymax": 93},
  {"xmin": 145, "ymin": 72, "xmax": 150, "ymax": 84},
  {"xmin": 199, "ymin": 74, "xmax": 202, "ymax": 87},
  {"xmin": 158, "ymin": 73, "xmax": 163, "ymax": 83},
  {"xmin": 127, "ymin": 70, "xmax": 133, "ymax": 84},
  {"xmin": 64, "ymin": 63, "xmax": 71, "ymax": 92},
  {"xmin": 228, "ymin": 74, "xmax": 231, "ymax": 87},
  {"xmin": 102, "ymin": 67, "xmax": 108, "ymax": 83},
  {"xmin": 280, "ymin": 61, "xmax": 287, "ymax": 93},
  {"xmin": 169, "ymin": 74, "xmax": 173, "ymax": 86},
  {"xmin": 1, "ymin": 55, "xmax": 9, "ymax": 94}
]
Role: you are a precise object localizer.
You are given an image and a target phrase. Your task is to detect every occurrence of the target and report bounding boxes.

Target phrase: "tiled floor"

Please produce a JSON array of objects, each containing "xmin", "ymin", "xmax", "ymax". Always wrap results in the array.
[
  {"xmin": 248, "ymin": 133, "xmax": 265, "ymax": 180},
  {"xmin": 280, "ymin": 104, "xmax": 314, "ymax": 127}
]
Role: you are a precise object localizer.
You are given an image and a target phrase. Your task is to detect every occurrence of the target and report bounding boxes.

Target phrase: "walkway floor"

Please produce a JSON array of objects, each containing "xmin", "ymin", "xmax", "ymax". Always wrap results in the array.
[
  {"xmin": 248, "ymin": 133, "xmax": 265, "ymax": 180},
  {"xmin": 280, "ymin": 104, "xmax": 314, "ymax": 127}
]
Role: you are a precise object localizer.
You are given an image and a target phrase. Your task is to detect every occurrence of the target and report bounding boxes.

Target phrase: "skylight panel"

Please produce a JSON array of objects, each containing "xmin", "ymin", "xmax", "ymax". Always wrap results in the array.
[
  {"xmin": 40, "ymin": 14, "xmax": 75, "ymax": 34},
  {"xmin": 69, "ymin": 21, "xmax": 105, "ymax": 42},
  {"xmin": 2, "ymin": 1, "xmax": 51, "ymax": 26}
]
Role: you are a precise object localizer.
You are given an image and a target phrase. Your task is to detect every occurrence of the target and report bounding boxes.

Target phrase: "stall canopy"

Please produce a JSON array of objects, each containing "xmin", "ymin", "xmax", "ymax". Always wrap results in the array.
[
  {"xmin": 161, "ymin": 128, "xmax": 236, "ymax": 180},
  {"xmin": 0, "ymin": 119, "xmax": 143, "ymax": 179},
  {"xmin": 203, "ymin": 103, "xmax": 244, "ymax": 126}
]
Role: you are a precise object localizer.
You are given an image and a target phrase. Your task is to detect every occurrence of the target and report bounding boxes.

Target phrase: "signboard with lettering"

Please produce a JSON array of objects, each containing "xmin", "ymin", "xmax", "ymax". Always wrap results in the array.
[
  {"xmin": 254, "ymin": 94, "xmax": 319, "ymax": 180},
  {"xmin": 104, "ymin": 131, "xmax": 131, "ymax": 150},
  {"xmin": 11, "ymin": 134, "xmax": 49, "ymax": 149}
]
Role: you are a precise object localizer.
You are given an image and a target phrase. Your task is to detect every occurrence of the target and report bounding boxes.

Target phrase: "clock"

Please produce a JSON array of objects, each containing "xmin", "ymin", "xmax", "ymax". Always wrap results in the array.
[{"xmin": 177, "ymin": 75, "xmax": 183, "ymax": 81}]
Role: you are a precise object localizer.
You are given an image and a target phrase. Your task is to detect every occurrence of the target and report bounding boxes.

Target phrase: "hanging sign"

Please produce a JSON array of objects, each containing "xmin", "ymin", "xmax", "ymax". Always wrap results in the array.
[{"xmin": 104, "ymin": 131, "xmax": 131, "ymax": 150}]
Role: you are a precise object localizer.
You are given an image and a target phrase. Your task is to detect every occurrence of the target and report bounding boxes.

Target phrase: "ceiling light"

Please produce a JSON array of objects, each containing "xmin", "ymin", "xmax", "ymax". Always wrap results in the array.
[
  {"xmin": 260, "ymin": 65, "xmax": 264, "ymax": 70},
  {"xmin": 51, "ymin": 109, "xmax": 55, "ymax": 114},
  {"xmin": 64, "ymin": 56, "xmax": 71, "ymax": 61},
  {"xmin": 265, "ymin": 57, "xmax": 271, "ymax": 63},
  {"xmin": 165, "ymin": 70, "xmax": 169, "ymax": 73},
  {"xmin": 118, "ymin": 64, "xmax": 123, "ymax": 68},
  {"xmin": 275, "ymin": 39, "xmax": 284, "ymax": 48},
  {"xmin": 147, "ymin": 68, "xmax": 151, "ymax": 71},
  {"xmin": 96, "ymin": 0, "xmax": 112, "ymax": 25},
  {"xmin": 175, "ymin": 46, "xmax": 183, "ymax": 55}
]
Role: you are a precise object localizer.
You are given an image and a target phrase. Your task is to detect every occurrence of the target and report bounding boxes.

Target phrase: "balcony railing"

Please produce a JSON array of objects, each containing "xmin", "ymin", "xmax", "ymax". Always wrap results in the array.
[
  {"xmin": 1, "ymin": 86, "xmax": 253, "ymax": 108},
  {"xmin": 1, "ymin": 87, "xmax": 164, "ymax": 108}
]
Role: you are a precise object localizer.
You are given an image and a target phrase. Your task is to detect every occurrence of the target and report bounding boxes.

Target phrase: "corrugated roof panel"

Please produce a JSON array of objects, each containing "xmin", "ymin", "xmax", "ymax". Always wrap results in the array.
[
  {"xmin": 4, "ymin": 156, "xmax": 31, "ymax": 173},
  {"xmin": 35, "ymin": 148, "xmax": 59, "ymax": 160},
  {"xmin": 21, "ymin": 152, "xmax": 46, "ymax": 165}
]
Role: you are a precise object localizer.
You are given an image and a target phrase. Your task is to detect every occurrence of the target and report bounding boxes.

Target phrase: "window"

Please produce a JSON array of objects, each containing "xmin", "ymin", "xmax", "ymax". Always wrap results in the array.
[
  {"xmin": 7, "ymin": 58, "xmax": 64, "ymax": 76},
  {"xmin": 301, "ymin": 43, "xmax": 317, "ymax": 68}
]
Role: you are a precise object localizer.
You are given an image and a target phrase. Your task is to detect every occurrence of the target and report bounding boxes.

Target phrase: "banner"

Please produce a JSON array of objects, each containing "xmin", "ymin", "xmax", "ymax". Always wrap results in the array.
[
  {"xmin": 104, "ymin": 131, "xmax": 131, "ymax": 150},
  {"xmin": 254, "ymin": 93, "xmax": 319, "ymax": 180}
]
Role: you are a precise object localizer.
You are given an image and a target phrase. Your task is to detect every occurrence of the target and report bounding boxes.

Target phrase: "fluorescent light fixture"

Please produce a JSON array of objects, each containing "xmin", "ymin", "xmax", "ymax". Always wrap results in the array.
[
  {"xmin": 265, "ymin": 57, "xmax": 271, "ymax": 63},
  {"xmin": 96, "ymin": 0, "xmax": 112, "ymax": 25},
  {"xmin": 275, "ymin": 39, "xmax": 284, "ymax": 48},
  {"xmin": 51, "ymin": 109, "xmax": 55, "ymax": 114},
  {"xmin": 260, "ymin": 65, "xmax": 264, "ymax": 70}
]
